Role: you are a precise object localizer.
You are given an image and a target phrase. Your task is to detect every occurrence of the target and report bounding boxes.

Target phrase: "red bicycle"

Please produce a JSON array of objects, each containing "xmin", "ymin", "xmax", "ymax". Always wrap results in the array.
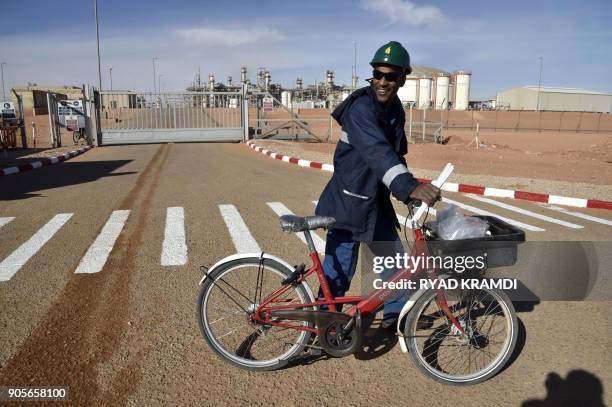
[{"xmin": 197, "ymin": 174, "xmax": 524, "ymax": 385}]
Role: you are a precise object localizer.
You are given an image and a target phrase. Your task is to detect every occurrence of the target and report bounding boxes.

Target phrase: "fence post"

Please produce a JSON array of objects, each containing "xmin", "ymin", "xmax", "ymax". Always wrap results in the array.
[
  {"xmin": 83, "ymin": 85, "xmax": 99, "ymax": 146},
  {"xmin": 46, "ymin": 92, "xmax": 58, "ymax": 148},
  {"xmin": 242, "ymin": 84, "xmax": 249, "ymax": 141},
  {"xmin": 173, "ymin": 103, "xmax": 177, "ymax": 129},
  {"xmin": 494, "ymin": 109, "xmax": 498, "ymax": 131},
  {"xmin": 328, "ymin": 106, "xmax": 333, "ymax": 143},
  {"xmin": 12, "ymin": 90, "xmax": 27, "ymax": 148},
  {"xmin": 597, "ymin": 112, "xmax": 602, "ymax": 133},
  {"xmin": 471, "ymin": 110, "xmax": 474, "ymax": 130},
  {"xmin": 32, "ymin": 122, "xmax": 36, "ymax": 148},
  {"xmin": 408, "ymin": 103, "xmax": 413, "ymax": 142},
  {"xmin": 422, "ymin": 108, "xmax": 426, "ymax": 142}
]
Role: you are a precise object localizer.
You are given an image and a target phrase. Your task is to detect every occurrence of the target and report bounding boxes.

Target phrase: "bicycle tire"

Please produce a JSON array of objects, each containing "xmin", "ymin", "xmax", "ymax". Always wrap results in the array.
[
  {"xmin": 404, "ymin": 286, "xmax": 518, "ymax": 385},
  {"xmin": 197, "ymin": 257, "xmax": 314, "ymax": 371}
]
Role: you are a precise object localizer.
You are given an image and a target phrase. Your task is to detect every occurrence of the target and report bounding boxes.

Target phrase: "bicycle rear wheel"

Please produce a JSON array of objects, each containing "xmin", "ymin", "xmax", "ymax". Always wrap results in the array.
[
  {"xmin": 404, "ymin": 286, "xmax": 518, "ymax": 385},
  {"xmin": 197, "ymin": 257, "xmax": 313, "ymax": 371}
]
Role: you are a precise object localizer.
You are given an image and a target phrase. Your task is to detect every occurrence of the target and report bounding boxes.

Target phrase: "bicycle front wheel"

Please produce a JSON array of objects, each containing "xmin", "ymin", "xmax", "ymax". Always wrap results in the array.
[
  {"xmin": 404, "ymin": 286, "xmax": 518, "ymax": 385},
  {"xmin": 197, "ymin": 257, "xmax": 313, "ymax": 371}
]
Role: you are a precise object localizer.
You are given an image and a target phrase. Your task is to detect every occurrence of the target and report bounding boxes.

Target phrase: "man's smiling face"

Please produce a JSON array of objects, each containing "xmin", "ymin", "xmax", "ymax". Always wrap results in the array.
[{"xmin": 371, "ymin": 64, "xmax": 406, "ymax": 106}]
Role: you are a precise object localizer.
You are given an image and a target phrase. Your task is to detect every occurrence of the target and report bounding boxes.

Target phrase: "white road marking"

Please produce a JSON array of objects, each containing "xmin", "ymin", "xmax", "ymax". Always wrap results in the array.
[
  {"xmin": 0, "ymin": 217, "xmax": 15, "ymax": 229},
  {"xmin": 0, "ymin": 213, "xmax": 73, "ymax": 281},
  {"xmin": 75, "ymin": 210, "xmax": 130, "ymax": 274},
  {"xmin": 219, "ymin": 204, "xmax": 261, "ymax": 254},
  {"xmin": 465, "ymin": 194, "xmax": 583, "ymax": 229},
  {"xmin": 442, "ymin": 197, "xmax": 545, "ymax": 232},
  {"xmin": 161, "ymin": 207, "xmax": 188, "ymax": 266},
  {"xmin": 267, "ymin": 202, "xmax": 326, "ymax": 253},
  {"xmin": 542, "ymin": 205, "xmax": 612, "ymax": 227}
]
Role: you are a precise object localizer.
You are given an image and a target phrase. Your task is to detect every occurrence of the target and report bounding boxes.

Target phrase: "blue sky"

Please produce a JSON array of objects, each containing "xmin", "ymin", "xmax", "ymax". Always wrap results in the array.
[{"xmin": 1, "ymin": 0, "xmax": 610, "ymax": 100}]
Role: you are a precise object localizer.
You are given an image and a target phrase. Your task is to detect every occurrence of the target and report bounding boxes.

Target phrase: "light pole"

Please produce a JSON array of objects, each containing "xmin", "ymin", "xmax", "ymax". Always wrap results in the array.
[
  {"xmin": 94, "ymin": 0, "xmax": 102, "ymax": 91},
  {"xmin": 109, "ymin": 66, "xmax": 113, "ymax": 91},
  {"xmin": 536, "ymin": 56, "xmax": 543, "ymax": 111},
  {"xmin": 0, "ymin": 62, "xmax": 6, "ymax": 102},
  {"xmin": 153, "ymin": 57, "xmax": 158, "ymax": 93},
  {"xmin": 353, "ymin": 41, "xmax": 357, "ymax": 91}
]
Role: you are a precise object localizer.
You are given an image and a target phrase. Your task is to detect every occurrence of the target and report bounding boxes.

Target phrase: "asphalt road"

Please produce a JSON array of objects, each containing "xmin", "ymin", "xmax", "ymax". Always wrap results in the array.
[{"xmin": 0, "ymin": 143, "xmax": 610, "ymax": 405}]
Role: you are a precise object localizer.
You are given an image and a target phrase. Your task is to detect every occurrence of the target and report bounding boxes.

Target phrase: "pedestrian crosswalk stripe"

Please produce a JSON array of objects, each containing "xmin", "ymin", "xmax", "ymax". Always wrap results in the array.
[
  {"xmin": 219, "ymin": 204, "xmax": 261, "ymax": 254},
  {"xmin": 0, "ymin": 213, "xmax": 73, "ymax": 282},
  {"xmin": 161, "ymin": 207, "xmax": 188, "ymax": 266},
  {"xmin": 75, "ymin": 210, "xmax": 131, "ymax": 274},
  {"xmin": 541, "ymin": 205, "xmax": 612, "ymax": 227},
  {"xmin": 442, "ymin": 197, "xmax": 545, "ymax": 232},
  {"xmin": 267, "ymin": 202, "xmax": 326, "ymax": 253},
  {"xmin": 0, "ymin": 217, "xmax": 15, "ymax": 229},
  {"xmin": 465, "ymin": 194, "xmax": 583, "ymax": 229}
]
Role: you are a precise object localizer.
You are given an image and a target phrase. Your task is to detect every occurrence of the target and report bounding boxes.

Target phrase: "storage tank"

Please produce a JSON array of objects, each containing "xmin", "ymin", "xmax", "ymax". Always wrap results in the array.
[
  {"xmin": 240, "ymin": 66, "xmax": 247, "ymax": 84},
  {"xmin": 432, "ymin": 73, "xmax": 450, "ymax": 109},
  {"xmin": 208, "ymin": 74, "xmax": 215, "ymax": 91},
  {"xmin": 417, "ymin": 77, "xmax": 432, "ymax": 109},
  {"xmin": 452, "ymin": 70, "xmax": 471, "ymax": 110},
  {"xmin": 398, "ymin": 77, "xmax": 418, "ymax": 105},
  {"xmin": 281, "ymin": 91, "xmax": 292, "ymax": 108}
]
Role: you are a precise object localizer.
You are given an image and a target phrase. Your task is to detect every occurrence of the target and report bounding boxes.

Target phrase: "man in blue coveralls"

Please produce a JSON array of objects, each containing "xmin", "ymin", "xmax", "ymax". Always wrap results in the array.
[{"xmin": 315, "ymin": 41, "xmax": 441, "ymax": 328}]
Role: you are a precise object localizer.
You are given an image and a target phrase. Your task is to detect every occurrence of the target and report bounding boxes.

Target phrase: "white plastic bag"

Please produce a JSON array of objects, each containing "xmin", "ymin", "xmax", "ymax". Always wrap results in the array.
[{"xmin": 436, "ymin": 204, "xmax": 489, "ymax": 240}]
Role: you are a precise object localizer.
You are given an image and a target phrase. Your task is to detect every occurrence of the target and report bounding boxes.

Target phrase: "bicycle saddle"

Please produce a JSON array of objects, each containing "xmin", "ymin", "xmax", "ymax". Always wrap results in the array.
[{"xmin": 279, "ymin": 215, "xmax": 335, "ymax": 232}]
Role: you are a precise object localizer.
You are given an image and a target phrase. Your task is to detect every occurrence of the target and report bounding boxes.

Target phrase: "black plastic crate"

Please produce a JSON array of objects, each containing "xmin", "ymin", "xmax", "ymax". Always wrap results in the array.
[{"xmin": 426, "ymin": 216, "xmax": 525, "ymax": 269}]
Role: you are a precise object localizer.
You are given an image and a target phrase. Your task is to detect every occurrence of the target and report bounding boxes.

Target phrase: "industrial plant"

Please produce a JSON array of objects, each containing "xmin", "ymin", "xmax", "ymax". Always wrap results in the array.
[{"xmin": 182, "ymin": 64, "xmax": 475, "ymax": 111}]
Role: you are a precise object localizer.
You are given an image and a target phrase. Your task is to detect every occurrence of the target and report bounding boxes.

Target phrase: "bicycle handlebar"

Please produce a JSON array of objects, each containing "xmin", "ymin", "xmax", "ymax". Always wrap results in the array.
[{"xmin": 410, "ymin": 163, "xmax": 454, "ymax": 223}]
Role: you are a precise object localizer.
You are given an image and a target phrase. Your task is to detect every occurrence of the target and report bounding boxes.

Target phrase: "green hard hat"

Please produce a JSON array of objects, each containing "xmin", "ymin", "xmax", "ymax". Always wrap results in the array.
[{"xmin": 370, "ymin": 41, "xmax": 412, "ymax": 74}]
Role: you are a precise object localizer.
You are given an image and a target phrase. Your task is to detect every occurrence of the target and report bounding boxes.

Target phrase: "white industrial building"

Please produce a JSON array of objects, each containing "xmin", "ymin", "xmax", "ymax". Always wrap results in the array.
[
  {"xmin": 496, "ymin": 86, "xmax": 611, "ymax": 113},
  {"xmin": 397, "ymin": 65, "xmax": 471, "ymax": 110}
]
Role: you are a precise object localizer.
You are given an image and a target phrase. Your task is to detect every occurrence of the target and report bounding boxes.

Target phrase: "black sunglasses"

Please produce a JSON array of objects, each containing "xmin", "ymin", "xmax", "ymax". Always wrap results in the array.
[{"xmin": 372, "ymin": 69, "xmax": 404, "ymax": 82}]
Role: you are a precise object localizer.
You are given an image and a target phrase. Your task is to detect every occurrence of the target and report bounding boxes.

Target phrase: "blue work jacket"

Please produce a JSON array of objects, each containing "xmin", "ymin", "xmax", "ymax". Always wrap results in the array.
[{"xmin": 315, "ymin": 85, "xmax": 420, "ymax": 241}]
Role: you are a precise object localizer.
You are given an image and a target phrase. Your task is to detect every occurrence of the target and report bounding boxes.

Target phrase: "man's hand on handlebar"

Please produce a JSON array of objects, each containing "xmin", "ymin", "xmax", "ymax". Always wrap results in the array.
[{"xmin": 409, "ymin": 183, "xmax": 441, "ymax": 206}]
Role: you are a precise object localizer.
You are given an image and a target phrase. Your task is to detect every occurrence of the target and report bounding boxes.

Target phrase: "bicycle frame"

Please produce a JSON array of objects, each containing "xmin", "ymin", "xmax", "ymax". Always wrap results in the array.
[{"xmin": 253, "ymin": 221, "xmax": 466, "ymax": 337}]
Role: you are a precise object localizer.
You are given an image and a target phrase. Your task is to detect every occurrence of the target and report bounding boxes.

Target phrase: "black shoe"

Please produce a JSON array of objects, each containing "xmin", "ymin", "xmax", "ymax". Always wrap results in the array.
[{"xmin": 380, "ymin": 314, "xmax": 400, "ymax": 330}]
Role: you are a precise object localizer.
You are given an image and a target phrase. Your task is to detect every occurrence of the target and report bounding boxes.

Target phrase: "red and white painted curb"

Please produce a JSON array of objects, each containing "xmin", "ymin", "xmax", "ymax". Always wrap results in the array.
[
  {"xmin": 245, "ymin": 140, "xmax": 612, "ymax": 211},
  {"xmin": 0, "ymin": 146, "xmax": 93, "ymax": 177}
]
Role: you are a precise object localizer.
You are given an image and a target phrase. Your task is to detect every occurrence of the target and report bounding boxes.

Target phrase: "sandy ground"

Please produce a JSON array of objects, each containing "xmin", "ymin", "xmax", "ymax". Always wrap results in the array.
[
  {"xmin": 254, "ymin": 130, "xmax": 612, "ymax": 202},
  {"xmin": 0, "ymin": 143, "xmax": 610, "ymax": 406}
]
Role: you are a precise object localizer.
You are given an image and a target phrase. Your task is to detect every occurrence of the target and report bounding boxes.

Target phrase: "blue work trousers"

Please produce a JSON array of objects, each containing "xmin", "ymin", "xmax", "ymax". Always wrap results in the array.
[{"xmin": 320, "ymin": 215, "xmax": 410, "ymax": 322}]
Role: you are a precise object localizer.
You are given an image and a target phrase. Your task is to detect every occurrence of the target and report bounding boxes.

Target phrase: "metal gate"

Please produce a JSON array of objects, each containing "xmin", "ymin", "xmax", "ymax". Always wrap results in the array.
[{"xmin": 98, "ymin": 90, "xmax": 245, "ymax": 145}]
